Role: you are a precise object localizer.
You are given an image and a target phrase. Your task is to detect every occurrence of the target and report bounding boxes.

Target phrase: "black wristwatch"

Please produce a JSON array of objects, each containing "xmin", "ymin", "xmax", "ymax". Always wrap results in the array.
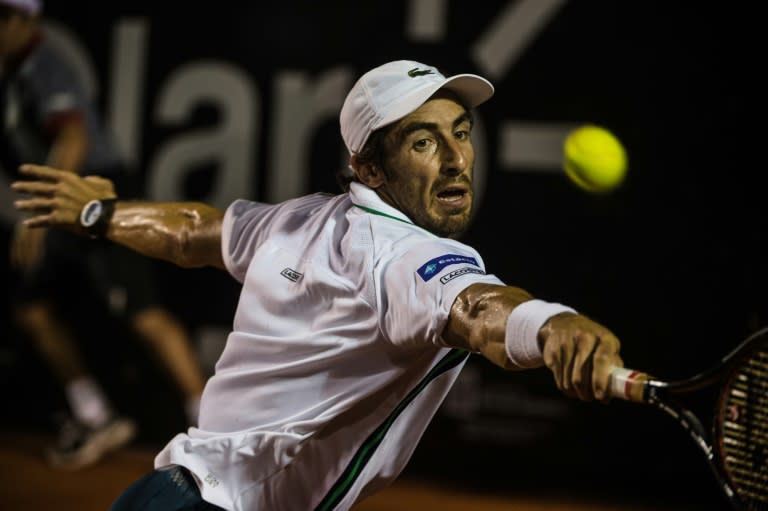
[{"xmin": 79, "ymin": 198, "xmax": 117, "ymax": 239}]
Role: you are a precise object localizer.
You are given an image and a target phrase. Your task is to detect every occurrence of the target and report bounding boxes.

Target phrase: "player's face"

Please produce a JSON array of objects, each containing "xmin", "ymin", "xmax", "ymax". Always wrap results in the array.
[{"xmin": 378, "ymin": 94, "xmax": 475, "ymax": 238}]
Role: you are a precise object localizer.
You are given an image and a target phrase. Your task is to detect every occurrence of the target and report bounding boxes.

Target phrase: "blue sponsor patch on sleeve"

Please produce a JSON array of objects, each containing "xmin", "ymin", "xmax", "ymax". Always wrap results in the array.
[{"xmin": 416, "ymin": 254, "xmax": 479, "ymax": 282}]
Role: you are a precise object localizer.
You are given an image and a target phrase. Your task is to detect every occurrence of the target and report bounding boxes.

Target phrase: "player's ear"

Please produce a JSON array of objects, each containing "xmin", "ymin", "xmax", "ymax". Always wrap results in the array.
[{"xmin": 350, "ymin": 153, "xmax": 384, "ymax": 189}]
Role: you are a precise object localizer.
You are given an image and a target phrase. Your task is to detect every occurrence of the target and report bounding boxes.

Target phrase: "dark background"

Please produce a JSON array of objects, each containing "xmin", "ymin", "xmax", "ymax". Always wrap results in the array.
[{"xmin": 1, "ymin": 2, "xmax": 763, "ymax": 509}]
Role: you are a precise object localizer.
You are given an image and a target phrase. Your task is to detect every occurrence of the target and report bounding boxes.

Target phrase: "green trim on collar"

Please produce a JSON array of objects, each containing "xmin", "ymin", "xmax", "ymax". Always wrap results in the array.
[{"xmin": 352, "ymin": 203, "xmax": 413, "ymax": 225}]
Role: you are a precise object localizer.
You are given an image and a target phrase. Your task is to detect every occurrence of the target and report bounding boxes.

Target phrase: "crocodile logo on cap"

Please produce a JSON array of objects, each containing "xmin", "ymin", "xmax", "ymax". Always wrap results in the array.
[{"xmin": 407, "ymin": 67, "xmax": 434, "ymax": 78}]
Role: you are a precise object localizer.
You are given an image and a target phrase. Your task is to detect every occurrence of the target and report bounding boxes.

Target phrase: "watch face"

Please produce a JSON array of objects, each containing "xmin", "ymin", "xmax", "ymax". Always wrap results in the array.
[{"xmin": 80, "ymin": 200, "xmax": 103, "ymax": 228}]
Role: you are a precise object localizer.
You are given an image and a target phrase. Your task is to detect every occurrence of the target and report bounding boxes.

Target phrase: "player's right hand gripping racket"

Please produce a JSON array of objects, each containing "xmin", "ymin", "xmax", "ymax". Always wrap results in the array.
[{"xmin": 609, "ymin": 327, "xmax": 768, "ymax": 510}]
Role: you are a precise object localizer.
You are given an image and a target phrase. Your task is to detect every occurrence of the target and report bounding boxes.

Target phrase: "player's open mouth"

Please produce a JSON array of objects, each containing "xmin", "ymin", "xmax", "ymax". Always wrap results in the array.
[{"xmin": 436, "ymin": 186, "xmax": 469, "ymax": 205}]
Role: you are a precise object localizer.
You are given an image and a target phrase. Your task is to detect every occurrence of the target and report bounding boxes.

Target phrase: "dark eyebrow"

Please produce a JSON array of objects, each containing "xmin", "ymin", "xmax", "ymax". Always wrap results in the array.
[
  {"xmin": 398, "ymin": 111, "xmax": 474, "ymax": 141},
  {"xmin": 454, "ymin": 111, "xmax": 474, "ymax": 130}
]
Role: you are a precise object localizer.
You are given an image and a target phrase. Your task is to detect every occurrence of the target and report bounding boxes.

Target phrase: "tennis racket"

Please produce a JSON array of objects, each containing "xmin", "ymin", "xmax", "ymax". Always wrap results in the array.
[{"xmin": 609, "ymin": 326, "xmax": 768, "ymax": 510}]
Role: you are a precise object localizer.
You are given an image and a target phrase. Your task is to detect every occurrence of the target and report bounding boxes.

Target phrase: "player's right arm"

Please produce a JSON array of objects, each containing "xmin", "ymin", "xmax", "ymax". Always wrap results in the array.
[
  {"xmin": 108, "ymin": 200, "xmax": 224, "ymax": 269},
  {"xmin": 11, "ymin": 164, "xmax": 225, "ymax": 269}
]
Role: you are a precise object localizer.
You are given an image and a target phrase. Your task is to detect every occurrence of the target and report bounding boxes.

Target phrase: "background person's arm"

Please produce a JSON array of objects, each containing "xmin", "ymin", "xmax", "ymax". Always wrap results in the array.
[{"xmin": 47, "ymin": 117, "xmax": 89, "ymax": 172}]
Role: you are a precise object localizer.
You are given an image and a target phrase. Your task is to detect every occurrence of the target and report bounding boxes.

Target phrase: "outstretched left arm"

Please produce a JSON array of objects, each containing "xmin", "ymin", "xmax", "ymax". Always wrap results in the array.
[{"xmin": 444, "ymin": 283, "xmax": 623, "ymax": 401}]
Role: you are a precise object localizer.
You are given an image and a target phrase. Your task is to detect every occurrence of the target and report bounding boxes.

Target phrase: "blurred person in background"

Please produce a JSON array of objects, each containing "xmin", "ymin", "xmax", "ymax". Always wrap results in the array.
[{"xmin": 0, "ymin": 0, "xmax": 207, "ymax": 469}]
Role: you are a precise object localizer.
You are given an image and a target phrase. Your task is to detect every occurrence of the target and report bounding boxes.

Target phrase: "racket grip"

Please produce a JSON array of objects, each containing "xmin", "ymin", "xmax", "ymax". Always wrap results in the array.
[{"xmin": 609, "ymin": 366, "xmax": 650, "ymax": 402}]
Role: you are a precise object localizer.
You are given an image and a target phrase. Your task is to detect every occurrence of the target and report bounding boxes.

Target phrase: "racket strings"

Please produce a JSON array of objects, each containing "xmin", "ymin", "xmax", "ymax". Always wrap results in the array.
[{"xmin": 719, "ymin": 347, "xmax": 768, "ymax": 509}]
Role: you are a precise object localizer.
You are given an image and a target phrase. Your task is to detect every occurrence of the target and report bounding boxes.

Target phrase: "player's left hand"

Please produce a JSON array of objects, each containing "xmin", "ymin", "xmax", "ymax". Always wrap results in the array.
[
  {"xmin": 538, "ymin": 313, "xmax": 623, "ymax": 402},
  {"xmin": 11, "ymin": 164, "xmax": 117, "ymax": 229}
]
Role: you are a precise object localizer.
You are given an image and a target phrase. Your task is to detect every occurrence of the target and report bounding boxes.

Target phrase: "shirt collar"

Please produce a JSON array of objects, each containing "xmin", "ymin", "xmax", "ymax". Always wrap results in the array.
[{"xmin": 348, "ymin": 181, "xmax": 414, "ymax": 225}]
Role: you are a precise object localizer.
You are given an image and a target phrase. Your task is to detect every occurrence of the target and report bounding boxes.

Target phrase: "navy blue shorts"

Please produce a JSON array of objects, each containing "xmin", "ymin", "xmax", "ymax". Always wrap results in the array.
[{"xmin": 110, "ymin": 466, "xmax": 225, "ymax": 511}]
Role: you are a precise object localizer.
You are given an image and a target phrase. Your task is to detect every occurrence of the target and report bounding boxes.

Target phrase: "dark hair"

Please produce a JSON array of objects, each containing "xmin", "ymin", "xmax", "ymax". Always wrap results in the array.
[{"xmin": 335, "ymin": 124, "xmax": 394, "ymax": 192}]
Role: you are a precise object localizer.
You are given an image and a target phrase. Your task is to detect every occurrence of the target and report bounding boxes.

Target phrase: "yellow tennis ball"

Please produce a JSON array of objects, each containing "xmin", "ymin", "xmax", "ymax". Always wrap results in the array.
[{"xmin": 563, "ymin": 124, "xmax": 628, "ymax": 193}]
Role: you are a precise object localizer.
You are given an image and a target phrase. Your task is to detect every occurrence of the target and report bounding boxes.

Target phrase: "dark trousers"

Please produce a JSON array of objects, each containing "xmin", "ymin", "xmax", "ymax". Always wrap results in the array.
[{"xmin": 109, "ymin": 465, "xmax": 226, "ymax": 511}]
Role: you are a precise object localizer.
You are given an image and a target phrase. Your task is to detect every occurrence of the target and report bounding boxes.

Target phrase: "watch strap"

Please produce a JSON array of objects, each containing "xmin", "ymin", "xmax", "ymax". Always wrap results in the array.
[{"xmin": 82, "ymin": 198, "xmax": 117, "ymax": 239}]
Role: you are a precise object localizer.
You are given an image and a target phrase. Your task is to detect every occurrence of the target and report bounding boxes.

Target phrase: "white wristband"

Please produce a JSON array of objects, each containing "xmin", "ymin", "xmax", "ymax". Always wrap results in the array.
[{"xmin": 505, "ymin": 299, "xmax": 577, "ymax": 368}]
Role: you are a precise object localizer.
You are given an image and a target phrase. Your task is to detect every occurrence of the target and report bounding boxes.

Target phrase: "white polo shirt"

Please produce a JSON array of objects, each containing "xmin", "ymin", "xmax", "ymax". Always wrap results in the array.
[{"xmin": 154, "ymin": 182, "xmax": 505, "ymax": 510}]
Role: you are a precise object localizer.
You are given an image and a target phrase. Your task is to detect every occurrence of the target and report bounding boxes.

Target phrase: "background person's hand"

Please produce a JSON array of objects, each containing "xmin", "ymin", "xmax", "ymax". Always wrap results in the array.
[
  {"xmin": 538, "ymin": 313, "xmax": 623, "ymax": 402},
  {"xmin": 11, "ymin": 164, "xmax": 117, "ymax": 230}
]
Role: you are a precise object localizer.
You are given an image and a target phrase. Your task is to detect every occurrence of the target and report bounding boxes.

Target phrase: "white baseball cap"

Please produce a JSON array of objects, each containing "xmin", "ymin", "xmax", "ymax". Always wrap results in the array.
[
  {"xmin": 340, "ymin": 60, "xmax": 494, "ymax": 154},
  {"xmin": 0, "ymin": 0, "xmax": 42, "ymax": 15}
]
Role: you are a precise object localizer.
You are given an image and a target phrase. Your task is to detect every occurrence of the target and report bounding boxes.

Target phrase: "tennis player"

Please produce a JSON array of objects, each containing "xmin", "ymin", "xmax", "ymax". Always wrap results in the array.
[{"xmin": 12, "ymin": 59, "xmax": 624, "ymax": 510}]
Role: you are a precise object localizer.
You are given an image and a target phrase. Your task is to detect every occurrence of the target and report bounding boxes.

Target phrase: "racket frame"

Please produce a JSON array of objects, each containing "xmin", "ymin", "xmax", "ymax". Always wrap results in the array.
[{"xmin": 613, "ymin": 327, "xmax": 768, "ymax": 510}]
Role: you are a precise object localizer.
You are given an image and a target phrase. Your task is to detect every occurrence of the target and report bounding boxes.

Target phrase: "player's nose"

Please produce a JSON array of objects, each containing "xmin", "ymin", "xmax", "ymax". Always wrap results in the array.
[{"xmin": 440, "ymin": 138, "xmax": 469, "ymax": 176}]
